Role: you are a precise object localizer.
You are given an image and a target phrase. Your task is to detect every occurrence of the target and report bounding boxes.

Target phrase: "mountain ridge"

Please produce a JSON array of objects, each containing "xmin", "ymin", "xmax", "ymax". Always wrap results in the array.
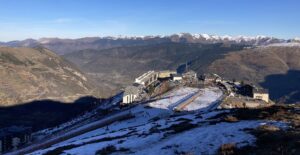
[
  {"xmin": 1, "ymin": 33, "xmax": 298, "ymax": 43},
  {"xmin": 0, "ymin": 33, "xmax": 297, "ymax": 55}
]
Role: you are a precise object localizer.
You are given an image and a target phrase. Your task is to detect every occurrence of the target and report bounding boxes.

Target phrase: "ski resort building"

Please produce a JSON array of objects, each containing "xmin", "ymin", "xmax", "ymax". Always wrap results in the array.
[
  {"xmin": 253, "ymin": 88, "xmax": 269, "ymax": 103},
  {"xmin": 135, "ymin": 71, "xmax": 158, "ymax": 87},
  {"xmin": 122, "ymin": 85, "xmax": 141, "ymax": 104},
  {"xmin": 158, "ymin": 70, "xmax": 177, "ymax": 79},
  {"xmin": 172, "ymin": 74, "xmax": 183, "ymax": 81}
]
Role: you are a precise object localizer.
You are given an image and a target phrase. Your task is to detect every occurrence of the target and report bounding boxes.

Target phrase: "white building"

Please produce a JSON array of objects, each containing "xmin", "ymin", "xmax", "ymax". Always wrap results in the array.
[
  {"xmin": 253, "ymin": 88, "xmax": 269, "ymax": 103},
  {"xmin": 158, "ymin": 70, "xmax": 177, "ymax": 79},
  {"xmin": 122, "ymin": 85, "xmax": 141, "ymax": 104},
  {"xmin": 172, "ymin": 74, "xmax": 182, "ymax": 81},
  {"xmin": 135, "ymin": 71, "xmax": 158, "ymax": 87}
]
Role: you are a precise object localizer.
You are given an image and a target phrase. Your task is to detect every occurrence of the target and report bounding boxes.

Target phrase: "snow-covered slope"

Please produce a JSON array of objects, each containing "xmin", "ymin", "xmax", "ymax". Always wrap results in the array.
[
  {"xmin": 265, "ymin": 42, "xmax": 300, "ymax": 47},
  {"xmin": 27, "ymin": 87, "xmax": 288, "ymax": 155},
  {"xmin": 183, "ymin": 87, "xmax": 223, "ymax": 111},
  {"xmin": 294, "ymin": 37, "xmax": 300, "ymax": 41}
]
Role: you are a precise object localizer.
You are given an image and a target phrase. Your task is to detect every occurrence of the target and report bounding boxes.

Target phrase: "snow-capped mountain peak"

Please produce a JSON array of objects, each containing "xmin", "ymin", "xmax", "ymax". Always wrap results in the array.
[
  {"xmin": 0, "ymin": 33, "xmax": 293, "ymax": 54},
  {"xmin": 294, "ymin": 37, "xmax": 300, "ymax": 41},
  {"xmin": 172, "ymin": 33, "xmax": 274, "ymax": 43}
]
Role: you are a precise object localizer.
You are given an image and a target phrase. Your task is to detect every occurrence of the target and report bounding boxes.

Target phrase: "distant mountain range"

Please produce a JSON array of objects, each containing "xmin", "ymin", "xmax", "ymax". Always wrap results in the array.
[
  {"xmin": 1, "ymin": 33, "xmax": 300, "ymax": 103},
  {"xmin": 1, "ymin": 33, "xmax": 299, "ymax": 55}
]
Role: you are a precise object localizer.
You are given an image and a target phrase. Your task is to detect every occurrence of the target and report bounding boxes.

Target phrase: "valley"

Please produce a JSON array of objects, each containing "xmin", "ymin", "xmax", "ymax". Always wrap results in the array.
[
  {"xmin": 63, "ymin": 40, "xmax": 300, "ymax": 103},
  {"xmin": 63, "ymin": 43, "xmax": 244, "ymax": 97}
]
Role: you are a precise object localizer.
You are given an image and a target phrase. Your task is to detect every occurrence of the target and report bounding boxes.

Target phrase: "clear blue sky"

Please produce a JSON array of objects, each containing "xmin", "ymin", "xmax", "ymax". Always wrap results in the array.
[{"xmin": 0, "ymin": 0, "xmax": 299, "ymax": 41}]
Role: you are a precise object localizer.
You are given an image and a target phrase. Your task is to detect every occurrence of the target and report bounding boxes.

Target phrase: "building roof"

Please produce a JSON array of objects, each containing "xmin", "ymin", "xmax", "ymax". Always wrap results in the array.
[
  {"xmin": 135, "ymin": 71, "xmax": 157, "ymax": 83},
  {"xmin": 253, "ymin": 88, "xmax": 269, "ymax": 94},
  {"xmin": 159, "ymin": 70, "xmax": 177, "ymax": 74},
  {"xmin": 171, "ymin": 74, "xmax": 182, "ymax": 77},
  {"xmin": 124, "ymin": 85, "xmax": 140, "ymax": 96}
]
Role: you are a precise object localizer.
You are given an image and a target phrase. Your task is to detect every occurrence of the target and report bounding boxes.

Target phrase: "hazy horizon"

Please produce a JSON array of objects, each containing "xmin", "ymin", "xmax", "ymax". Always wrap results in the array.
[{"xmin": 0, "ymin": 33, "xmax": 299, "ymax": 43}]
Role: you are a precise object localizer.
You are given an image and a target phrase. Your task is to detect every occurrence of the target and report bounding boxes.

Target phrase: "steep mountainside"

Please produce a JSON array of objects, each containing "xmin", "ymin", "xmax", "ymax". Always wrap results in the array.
[
  {"xmin": 0, "ymin": 33, "xmax": 287, "ymax": 55},
  {"xmin": 0, "ymin": 47, "xmax": 97, "ymax": 106},
  {"xmin": 207, "ymin": 44, "xmax": 300, "ymax": 103},
  {"xmin": 64, "ymin": 43, "xmax": 244, "ymax": 94}
]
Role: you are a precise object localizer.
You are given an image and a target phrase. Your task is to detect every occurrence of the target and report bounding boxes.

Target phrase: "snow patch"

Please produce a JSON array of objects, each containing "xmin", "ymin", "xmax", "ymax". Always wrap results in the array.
[
  {"xmin": 183, "ymin": 87, "xmax": 223, "ymax": 111},
  {"xmin": 149, "ymin": 87, "xmax": 198, "ymax": 110},
  {"xmin": 266, "ymin": 42, "xmax": 300, "ymax": 47}
]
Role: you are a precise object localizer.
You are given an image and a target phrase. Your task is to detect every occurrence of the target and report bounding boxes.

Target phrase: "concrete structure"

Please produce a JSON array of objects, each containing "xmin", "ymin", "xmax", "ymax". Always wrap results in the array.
[
  {"xmin": 158, "ymin": 70, "xmax": 177, "ymax": 79},
  {"xmin": 172, "ymin": 74, "xmax": 182, "ymax": 81},
  {"xmin": 253, "ymin": 88, "xmax": 269, "ymax": 103},
  {"xmin": 135, "ymin": 71, "xmax": 158, "ymax": 87},
  {"xmin": 122, "ymin": 85, "xmax": 141, "ymax": 104}
]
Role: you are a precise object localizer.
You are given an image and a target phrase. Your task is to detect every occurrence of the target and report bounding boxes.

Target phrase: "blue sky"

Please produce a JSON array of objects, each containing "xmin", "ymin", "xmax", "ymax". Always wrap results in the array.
[{"xmin": 0, "ymin": 0, "xmax": 299, "ymax": 41}]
